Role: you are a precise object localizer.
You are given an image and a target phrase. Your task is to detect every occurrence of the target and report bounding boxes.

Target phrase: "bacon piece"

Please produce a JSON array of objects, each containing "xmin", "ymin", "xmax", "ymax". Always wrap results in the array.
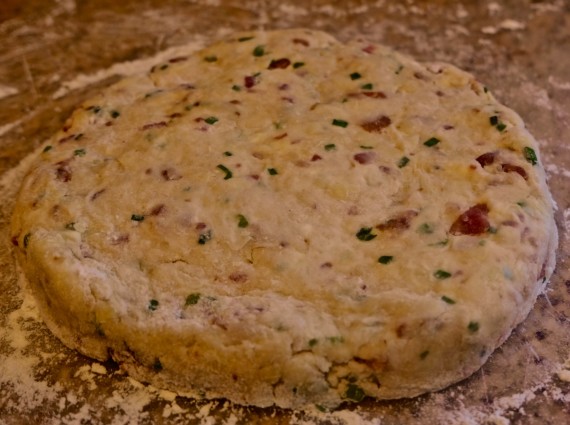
[
  {"xmin": 362, "ymin": 45, "xmax": 375, "ymax": 54},
  {"xmin": 229, "ymin": 272, "xmax": 248, "ymax": 283},
  {"xmin": 268, "ymin": 58, "xmax": 291, "ymax": 69},
  {"xmin": 141, "ymin": 121, "xmax": 167, "ymax": 131},
  {"xmin": 311, "ymin": 154, "xmax": 322, "ymax": 161},
  {"xmin": 55, "ymin": 160, "xmax": 72, "ymax": 182},
  {"xmin": 449, "ymin": 204, "xmax": 490, "ymax": 235},
  {"xmin": 354, "ymin": 151, "xmax": 377, "ymax": 164},
  {"xmin": 362, "ymin": 91, "xmax": 387, "ymax": 99},
  {"xmin": 361, "ymin": 116, "xmax": 391, "ymax": 133},
  {"xmin": 244, "ymin": 75, "xmax": 257, "ymax": 88},
  {"xmin": 161, "ymin": 168, "xmax": 182, "ymax": 181},
  {"xmin": 168, "ymin": 56, "xmax": 187, "ymax": 63},
  {"xmin": 501, "ymin": 163, "xmax": 528, "ymax": 180},
  {"xmin": 149, "ymin": 204, "xmax": 166, "ymax": 216},
  {"xmin": 376, "ymin": 210, "xmax": 419, "ymax": 231},
  {"xmin": 476, "ymin": 152, "xmax": 496, "ymax": 167}
]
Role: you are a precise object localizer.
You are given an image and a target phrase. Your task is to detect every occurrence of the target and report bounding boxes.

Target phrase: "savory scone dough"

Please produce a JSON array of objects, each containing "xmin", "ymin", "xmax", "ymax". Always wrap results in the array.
[{"xmin": 11, "ymin": 29, "xmax": 557, "ymax": 409}]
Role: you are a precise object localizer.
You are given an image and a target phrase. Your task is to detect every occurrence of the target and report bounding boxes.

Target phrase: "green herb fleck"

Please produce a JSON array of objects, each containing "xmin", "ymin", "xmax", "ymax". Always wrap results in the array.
[
  {"xmin": 315, "ymin": 404, "xmax": 327, "ymax": 412},
  {"xmin": 43, "ymin": 145, "xmax": 53, "ymax": 153},
  {"xmin": 204, "ymin": 55, "xmax": 218, "ymax": 62},
  {"xmin": 293, "ymin": 62, "xmax": 305, "ymax": 69},
  {"xmin": 484, "ymin": 86, "xmax": 489, "ymax": 93},
  {"xmin": 238, "ymin": 36, "xmax": 254, "ymax": 42},
  {"xmin": 131, "ymin": 214, "xmax": 145, "ymax": 222},
  {"xmin": 350, "ymin": 72, "xmax": 362, "ymax": 80},
  {"xmin": 378, "ymin": 255, "xmax": 393, "ymax": 264},
  {"xmin": 420, "ymin": 350, "xmax": 430, "ymax": 360},
  {"xmin": 423, "ymin": 137, "xmax": 440, "ymax": 147},
  {"xmin": 468, "ymin": 321, "xmax": 480, "ymax": 333},
  {"xmin": 361, "ymin": 83, "xmax": 373, "ymax": 90},
  {"xmin": 360, "ymin": 145, "xmax": 374, "ymax": 150},
  {"xmin": 308, "ymin": 338, "xmax": 318, "ymax": 347},
  {"xmin": 205, "ymin": 116, "xmax": 219, "ymax": 125},
  {"xmin": 434, "ymin": 269, "xmax": 452, "ymax": 279},
  {"xmin": 23, "ymin": 233, "xmax": 31, "ymax": 249},
  {"xmin": 517, "ymin": 201, "xmax": 527, "ymax": 207},
  {"xmin": 153, "ymin": 358, "xmax": 163, "ymax": 371},
  {"xmin": 217, "ymin": 164, "xmax": 233, "ymax": 180},
  {"xmin": 237, "ymin": 214, "xmax": 249, "ymax": 228},
  {"xmin": 430, "ymin": 239, "xmax": 449, "ymax": 247},
  {"xmin": 253, "ymin": 45, "xmax": 265, "ymax": 57},
  {"xmin": 523, "ymin": 146, "xmax": 538, "ymax": 165},
  {"xmin": 496, "ymin": 122, "xmax": 507, "ymax": 132},
  {"xmin": 488, "ymin": 226, "xmax": 498, "ymax": 234},
  {"xmin": 345, "ymin": 384, "xmax": 365, "ymax": 402},
  {"xmin": 395, "ymin": 65, "xmax": 404, "ymax": 74},
  {"xmin": 223, "ymin": 151, "xmax": 233, "ymax": 157},
  {"xmin": 74, "ymin": 148, "xmax": 86, "ymax": 157},
  {"xmin": 185, "ymin": 293, "xmax": 201, "ymax": 305},
  {"xmin": 418, "ymin": 223, "xmax": 434, "ymax": 234},
  {"xmin": 198, "ymin": 230, "xmax": 212, "ymax": 245},
  {"xmin": 267, "ymin": 168, "xmax": 278, "ymax": 175},
  {"xmin": 64, "ymin": 222, "xmax": 76, "ymax": 230},
  {"xmin": 356, "ymin": 227, "xmax": 377, "ymax": 241},
  {"xmin": 398, "ymin": 156, "xmax": 410, "ymax": 168},
  {"xmin": 148, "ymin": 299, "xmax": 159, "ymax": 311},
  {"xmin": 324, "ymin": 143, "xmax": 336, "ymax": 151},
  {"xmin": 441, "ymin": 295, "xmax": 456, "ymax": 305},
  {"xmin": 110, "ymin": 110, "xmax": 120, "ymax": 119},
  {"xmin": 232, "ymin": 84, "xmax": 242, "ymax": 91},
  {"xmin": 489, "ymin": 116, "xmax": 499, "ymax": 126},
  {"xmin": 160, "ymin": 64, "xmax": 169, "ymax": 70},
  {"xmin": 332, "ymin": 119, "xmax": 348, "ymax": 128}
]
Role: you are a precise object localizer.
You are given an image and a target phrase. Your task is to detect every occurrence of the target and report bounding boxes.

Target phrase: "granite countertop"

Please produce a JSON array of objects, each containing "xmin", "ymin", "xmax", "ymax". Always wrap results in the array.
[{"xmin": 1, "ymin": 1, "xmax": 569, "ymax": 423}]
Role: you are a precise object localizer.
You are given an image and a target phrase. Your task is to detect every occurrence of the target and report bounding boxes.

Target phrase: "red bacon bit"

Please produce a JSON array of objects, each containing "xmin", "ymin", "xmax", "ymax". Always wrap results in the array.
[
  {"xmin": 354, "ymin": 151, "xmax": 377, "ymax": 164},
  {"xmin": 361, "ymin": 115, "xmax": 392, "ymax": 133},
  {"xmin": 244, "ymin": 75, "xmax": 257, "ymax": 88},
  {"xmin": 476, "ymin": 152, "xmax": 496, "ymax": 167},
  {"xmin": 376, "ymin": 210, "xmax": 419, "ymax": 231},
  {"xmin": 274, "ymin": 133, "xmax": 288, "ymax": 140},
  {"xmin": 229, "ymin": 272, "xmax": 248, "ymax": 283},
  {"xmin": 149, "ymin": 204, "xmax": 166, "ymax": 216},
  {"xmin": 311, "ymin": 154, "xmax": 322, "ymax": 161},
  {"xmin": 362, "ymin": 45, "xmax": 375, "ymax": 54},
  {"xmin": 55, "ymin": 161, "xmax": 72, "ymax": 182},
  {"xmin": 110, "ymin": 233, "xmax": 130, "ymax": 245},
  {"xmin": 501, "ymin": 163, "xmax": 528, "ymax": 180},
  {"xmin": 161, "ymin": 168, "xmax": 182, "ymax": 181},
  {"xmin": 168, "ymin": 113, "xmax": 182, "ymax": 119},
  {"xmin": 449, "ymin": 204, "xmax": 490, "ymax": 235},
  {"xmin": 320, "ymin": 262, "xmax": 333, "ymax": 269},
  {"xmin": 278, "ymin": 83, "xmax": 289, "ymax": 90},
  {"xmin": 293, "ymin": 38, "xmax": 309, "ymax": 46},
  {"xmin": 249, "ymin": 174, "xmax": 260, "ymax": 180},
  {"xmin": 230, "ymin": 99, "xmax": 241, "ymax": 105},
  {"xmin": 268, "ymin": 58, "xmax": 291, "ymax": 69},
  {"xmin": 58, "ymin": 134, "xmax": 75, "ymax": 144},
  {"xmin": 11, "ymin": 236, "xmax": 19, "ymax": 247},
  {"xmin": 141, "ymin": 121, "xmax": 167, "ymax": 131},
  {"xmin": 195, "ymin": 222, "xmax": 207, "ymax": 230},
  {"xmin": 362, "ymin": 91, "xmax": 387, "ymax": 99},
  {"xmin": 169, "ymin": 56, "xmax": 187, "ymax": 63},
  {"xmin": 443, "ymin": 124, "xmax": 454, "ymax": 130}
]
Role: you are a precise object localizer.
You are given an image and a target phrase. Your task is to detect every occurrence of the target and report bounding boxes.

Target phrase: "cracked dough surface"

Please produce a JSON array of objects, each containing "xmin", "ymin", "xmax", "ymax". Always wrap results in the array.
[{"xmin": 11, "ymin": 29, "xmax": 557, "ymax": 409}]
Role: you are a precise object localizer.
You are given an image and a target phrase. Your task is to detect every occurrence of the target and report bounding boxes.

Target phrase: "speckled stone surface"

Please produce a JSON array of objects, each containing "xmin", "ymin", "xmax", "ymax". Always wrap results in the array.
[{"xmin": 1, "ymin": 1, "xmax": 569, "ymax": 424}]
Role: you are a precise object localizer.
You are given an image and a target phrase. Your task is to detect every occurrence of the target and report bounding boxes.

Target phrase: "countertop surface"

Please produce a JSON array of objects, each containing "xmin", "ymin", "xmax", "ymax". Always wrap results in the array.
[{"xmin": 0, "ymin": 1, "xmax": 569, "ymax": 424}]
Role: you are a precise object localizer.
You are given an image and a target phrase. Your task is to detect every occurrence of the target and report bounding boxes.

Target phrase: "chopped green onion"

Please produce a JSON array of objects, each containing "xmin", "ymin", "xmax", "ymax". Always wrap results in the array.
[
  {"xmin": 204, "ymin": 55, "xmax": 217, "ymax": 62},
  {"xmin": 360, "ymin": 145, "xmax": 374, "ymax": 150},
  {"xmin": 217, "ymin": 164, "xmax": 233, "ymax": 179},
  {"xmin": 418, "ymin": 223, "xmax": 434, "ymax": 234},
  {"xmin": 74, "ymin": 148, "xmax": 86, "ymax": 157},
  {"xmin": 205, "ymin": 116, "xmax": 218, "ymax": 125},
  {"xmin": 131, "ymin": 214, "xmax": 145, "ymax": 222},
  {"xmin": 267, "ymin": 168, "xmax": 278, "ymax": 175},
  {"xmin": 378, "ymin": 255, "xmax": 393, "ymax": 264},
  {"xmin": 237, "ymin": 214, "xmax": 249, "ymax": 228},
  {"xmin": 468, "ymin": 321, "xmax": 480, "ymax": 332},
  {"xmin": 185, "ymin": 293, "xmax": 201, "ymax": 305},
  {"xmin": 23, "ymin": 233, "xmax": 31, "ymax": 248},
  {"xmin": 441, "ymin": 295, "xmax": 456, "ymax": 304},
  {"xmin": 332, "ymin": 119, "xmax": 348, "ymax": 128},
  {"xmin": 159, "ymin": 64, "xmax": 169, "ymax": 70},
  {"xmin": 423, "ymin": 137, "xmax": 440, "ymax": 147},
  {"xmin": 496, "ymin": 123, "xmax": 507, "ymax": 132},
  {"xmin": 523, "ymin": 147, "xmax": 538, "ymax": 165},
  {"xmin": 308, "ymin": 338, "xmax": 318, "ymax": 347},
  {"xmin": 253, "ymin": 45, "xmax": 265, "ymax": 57},
  {"xmin": 361, "ymin": 83, "xmax": 373, "ymax": 90},
  {"xmin": 238, "ymin": 36, "xmax": 254, "ymax": 42},
  {"xmin": 232, "ymin": 84, "xmax": 241, "ymax": 91},
  {"xmin": 434, "ymin": 269, "xmax": 452, "ymax": 279},
  {"xmin": 110, "ymin": 110, "xmax": 120, "ymax": 118},
  {"xmin": 324, "ymin": 144, "xmax": 336, "ymax": 151},
  {"xmin": 398, "ymin": 156, "xmax": 410, "ymax": 168},
  {"xmin": 350, "ymin": 72, "xmax": 362, "ymax": 80},
  {"xmin": 345, "ymin": 384, "xmax": 365, "ymax": 402},
  {"xmin": 43, "ymin": 145, "xmax": 53, "ymax": 152},
  {"xmin": 356, "ymin": 227, "xmax": 377, "ymax": 241},
  {"xmin": 293, "ymin": 62, "xmax": 305, "ymax": 69},
  {"xmin": 420, "ymin": 350, "xmax": 430, "ymax": 360},
  {"xmin": 223, "ymin": 151, "xmax": 233, "ymax": 156},
  {"xmin": 395, "ymin": 65, "xmax": 404, "ymax": 74},
  {"xmin": 148, "ymin": 299, "xmax": 159, "ymax": 311},
  {"xmin": 516, "ymin": 201, "xmax": 527, "ymax": 207}
]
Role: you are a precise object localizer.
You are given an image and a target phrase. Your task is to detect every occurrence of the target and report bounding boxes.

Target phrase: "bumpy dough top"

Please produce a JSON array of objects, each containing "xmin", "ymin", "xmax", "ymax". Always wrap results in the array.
[{"xmin": 11, "ymin": 29, "xmax": 557, "ymax": 409}]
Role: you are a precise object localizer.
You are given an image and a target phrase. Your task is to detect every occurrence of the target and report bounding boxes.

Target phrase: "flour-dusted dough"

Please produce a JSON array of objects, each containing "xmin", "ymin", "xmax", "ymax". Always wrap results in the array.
[{"xmin": 11, "ymin": 29, "xmax": 557, "ymax": 409}]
